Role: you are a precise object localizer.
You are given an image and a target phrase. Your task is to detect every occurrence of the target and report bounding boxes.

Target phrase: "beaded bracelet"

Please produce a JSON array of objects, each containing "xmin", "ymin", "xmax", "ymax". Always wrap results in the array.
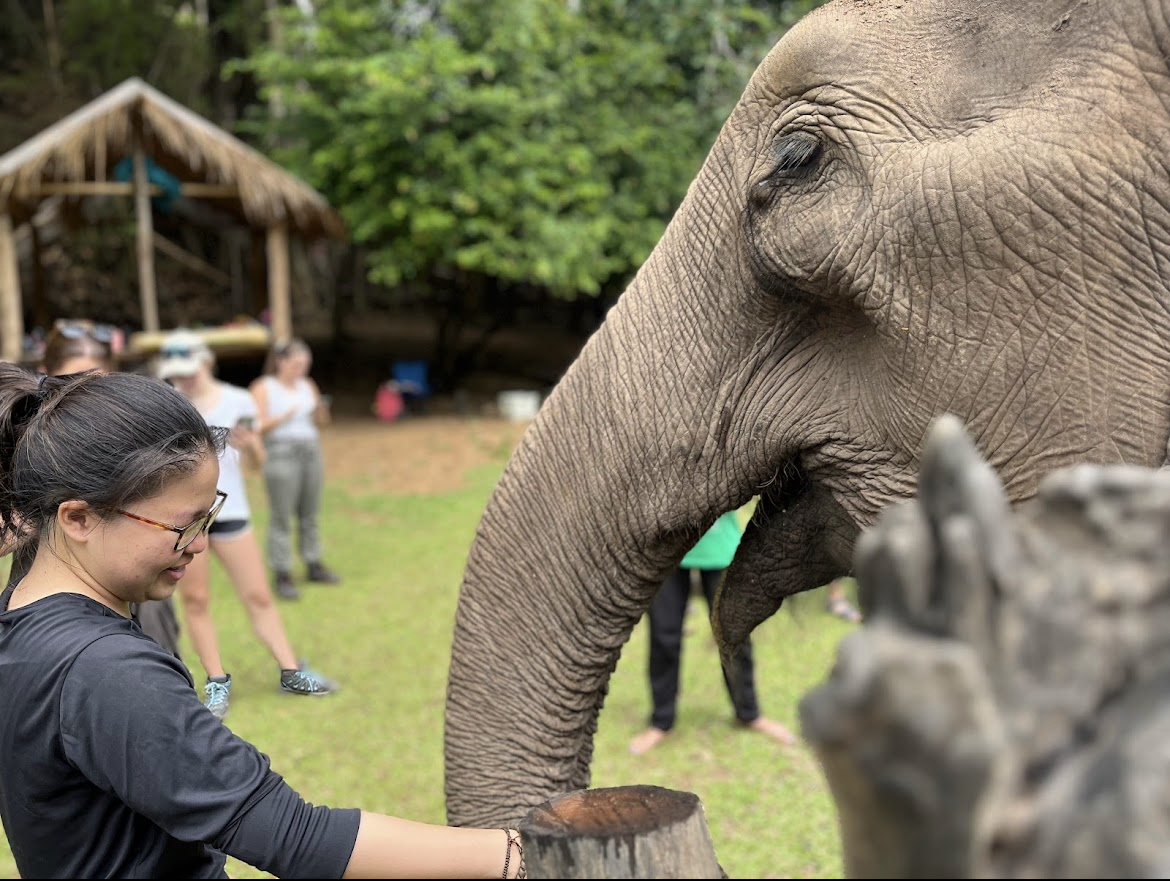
[{"xmin": 502, "ymin": 828, "xmax": 526, "ymax": 879}]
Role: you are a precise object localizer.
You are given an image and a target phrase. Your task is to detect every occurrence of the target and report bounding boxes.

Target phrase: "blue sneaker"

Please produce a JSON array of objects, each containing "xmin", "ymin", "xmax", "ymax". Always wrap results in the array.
[
  {"xmin": 204, "ymin": 674, "xmax": 232, "ymax": 720},
  {"xmin": 279, "ymin": 664, "xmax": 337, "ymax": 696}
]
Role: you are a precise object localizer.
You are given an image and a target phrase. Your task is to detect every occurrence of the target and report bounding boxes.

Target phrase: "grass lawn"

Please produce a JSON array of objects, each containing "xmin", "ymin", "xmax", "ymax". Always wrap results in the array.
[{"xmin": 0, "ymin": 416, "xmax": 855, "ymax": 879}]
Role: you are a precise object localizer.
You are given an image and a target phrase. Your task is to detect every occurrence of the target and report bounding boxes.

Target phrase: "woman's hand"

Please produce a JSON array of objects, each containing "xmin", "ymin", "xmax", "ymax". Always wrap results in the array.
[
  {"xmin": 227, "ymin": 424, "xmax": 252, "ymax": 449},
  {"xmin": 228, "ymin": 422, "xmax": 265, "ymax": 466},
  {"xmin": 314, "ymin": 395, "xmax": 332, "ymax": 427}
]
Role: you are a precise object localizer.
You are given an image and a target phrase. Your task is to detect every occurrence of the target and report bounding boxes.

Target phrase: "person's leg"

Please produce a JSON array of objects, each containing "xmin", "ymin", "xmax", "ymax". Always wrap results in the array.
[
  {"xmin": 826, "ymin": 578, "xmax": 862, "ymax": 622},
  {"xmin": 211, "ymin": 524, "xmax": 338, "ymax": 696},
  {"xmin": 175, "ymin": 550, "xmax": 233, "ymax": 719},
  {"xmin": 134, "ymin": 597, "xmax": 183, "ymax": 662},
  {"xmin": 211, "ymin": 526, "xmax": 299, "ymax": 670},
  {"xmin": 296, "ymin": 443, "xmax": 322, "ymax": 564},
  {"xmin": 298, "ymin": 442, "xmax": 340, "ymax": 582},
  {"xmin": 263, "ymin": 442, "xmax": 302, "ymax": 596},
  {"xmin": 629, "ymin": 568, "xmax": 690, "ymax": 754},
  {"xmin": 699, "ymin": 568, "xmax": 795, "ymax": 746},
  {"xmin": 177, "ymin": 548, "xmax": 226, "ymax": 679}
]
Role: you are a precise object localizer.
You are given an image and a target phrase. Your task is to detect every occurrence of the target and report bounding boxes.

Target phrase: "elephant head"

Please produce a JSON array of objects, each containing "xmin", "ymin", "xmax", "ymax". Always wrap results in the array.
[{"xmin": 444, "ymin": 0, "xmax": 1170, "ymax": 827}]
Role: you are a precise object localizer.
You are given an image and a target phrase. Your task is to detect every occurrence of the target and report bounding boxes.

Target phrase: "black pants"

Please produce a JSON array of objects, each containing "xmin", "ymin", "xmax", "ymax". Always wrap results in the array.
[{"xmin": 646, "ymin": 566, "xmax": 761, "ymax": 731}]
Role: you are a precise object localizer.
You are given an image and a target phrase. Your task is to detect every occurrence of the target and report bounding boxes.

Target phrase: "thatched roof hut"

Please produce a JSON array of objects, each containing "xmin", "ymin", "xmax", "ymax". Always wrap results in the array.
[{"xmin": 0, "ymin": 76, "xmax": 346, "ymax": 361}]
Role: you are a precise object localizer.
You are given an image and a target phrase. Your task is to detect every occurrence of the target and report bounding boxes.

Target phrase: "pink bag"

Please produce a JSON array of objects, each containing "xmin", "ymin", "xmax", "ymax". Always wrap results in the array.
[{"xmin": 374, "ymin": 382, "xmax": 404, "ymax": 422}]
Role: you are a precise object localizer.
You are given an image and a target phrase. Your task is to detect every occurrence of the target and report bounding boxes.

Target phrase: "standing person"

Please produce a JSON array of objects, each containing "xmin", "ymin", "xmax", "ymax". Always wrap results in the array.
[
  {"xmin": 249, "ymin": 337, "xmax": 341, "ymax": 600},
  {"xmin": 628, "ymin": 510, "xmax": 796, "ymax": 755},
  {"xmin": 3, "ymin": 319, "xmax": 183, "ymax": 662},
  {"xmin": 0, "ymin": 364, "xmax": 526, "ymax": 878},
  {"xmin": 156, "ymin": 329, "xmax": 337, "ymax": 719}
]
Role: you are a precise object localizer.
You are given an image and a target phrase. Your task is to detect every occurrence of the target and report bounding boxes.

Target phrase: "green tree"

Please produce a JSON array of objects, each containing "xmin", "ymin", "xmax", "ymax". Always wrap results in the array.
[{"xmin": 245, "ymin": 0, "xmax": 825, "ymax": 301}]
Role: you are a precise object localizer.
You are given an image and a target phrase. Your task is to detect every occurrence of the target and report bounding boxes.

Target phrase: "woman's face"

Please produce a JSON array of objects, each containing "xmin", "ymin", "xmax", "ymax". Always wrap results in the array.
[
  {"xmin": 279, "ymin": 350, "xmax": 311, "ymax": 379},
  {"xmin": 80, "ymin": 454, "xmax": 221, "ymax": 606},
  {"xmin": 169, "ymin": 360, "xmax": 212, "ymax": 397}
]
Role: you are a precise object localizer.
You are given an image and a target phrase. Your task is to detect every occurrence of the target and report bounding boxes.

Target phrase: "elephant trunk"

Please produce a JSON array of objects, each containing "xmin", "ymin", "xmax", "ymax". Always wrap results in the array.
[
  {"xmin": 443, "ymin": 312, "xmax": 705, "ymax": 827},
  {"xmin": 443, "ymin": 150, "xmax": 777, "ymax": 827}
]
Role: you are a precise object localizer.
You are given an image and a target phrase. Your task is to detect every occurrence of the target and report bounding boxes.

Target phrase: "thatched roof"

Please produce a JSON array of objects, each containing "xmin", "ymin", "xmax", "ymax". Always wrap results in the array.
[{"xmin": 0, "ymin": 77, "xmax": 345, "ymax": 240}]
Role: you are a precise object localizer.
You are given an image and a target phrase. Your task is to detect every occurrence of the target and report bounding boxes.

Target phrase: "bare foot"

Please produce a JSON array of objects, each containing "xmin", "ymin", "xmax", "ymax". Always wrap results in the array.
[
  {"xmin": 741, "ymin": 716, "xmax": 797, "ymax": 746},
  {"xmin": 628, "ymin": 727, "xmax": 669, "ymax": 755}
]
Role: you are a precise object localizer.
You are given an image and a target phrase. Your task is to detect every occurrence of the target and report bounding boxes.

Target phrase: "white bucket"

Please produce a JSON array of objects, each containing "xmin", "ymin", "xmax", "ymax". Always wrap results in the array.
[{"xmin": 497, "ymin": 390, "xmax": 542, "ymax": 422}]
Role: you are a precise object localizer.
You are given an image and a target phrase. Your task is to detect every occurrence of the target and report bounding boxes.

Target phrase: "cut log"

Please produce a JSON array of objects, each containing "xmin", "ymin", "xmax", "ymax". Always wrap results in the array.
[{"xmin": 520, "ymin": 785, "xmax": 724, "ymax": 879}]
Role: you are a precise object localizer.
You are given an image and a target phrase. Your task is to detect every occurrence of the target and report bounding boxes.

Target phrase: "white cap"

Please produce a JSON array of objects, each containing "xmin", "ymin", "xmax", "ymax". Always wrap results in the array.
[{"xmin": 156, "ymin": 329, "xmax": 213, "ymax": 380}]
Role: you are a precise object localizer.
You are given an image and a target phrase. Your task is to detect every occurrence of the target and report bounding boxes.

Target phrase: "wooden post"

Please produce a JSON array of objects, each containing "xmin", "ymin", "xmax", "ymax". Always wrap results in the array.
[
  {"xmin": 0, "ymin": 212, "xmax": 23, "ymax": 362},
  {"xmin": 520, "ymin": 786, "xmax": 723, "ymax": 879},
  {"xmin": 249, "ymin": 228, "xmax": 267, "ymax": 318},
  {"xmin": 133, "ymin": 146, "xmax": 159, "ymax": 332},
  {"xmin": 267, "ymin": 221, "xmax": 292, "ymax": 343},
  {"xmin": 29, "ymin": 221, "xmax": 49, "ymax": 332},
  {"xmin": 229, "ymin": 232, "xmax": 246, "ymax": 317}
]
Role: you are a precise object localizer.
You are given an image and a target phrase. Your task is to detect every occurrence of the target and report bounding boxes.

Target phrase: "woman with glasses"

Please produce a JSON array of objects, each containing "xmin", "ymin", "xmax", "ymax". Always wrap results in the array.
[
  {"xmin": 0, "ymin": 363, "xmax": 526, "ymax": 879},
  {"xmin": 155, "ymin": 329, "xmax": 337, "ymax": 719},
  {"xmin": 3, "ymin": 319, "xmax": 185, "ymax": 663}
]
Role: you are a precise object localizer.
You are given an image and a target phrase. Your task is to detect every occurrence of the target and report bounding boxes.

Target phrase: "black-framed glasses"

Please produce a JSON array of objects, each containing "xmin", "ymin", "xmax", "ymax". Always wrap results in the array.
[
  {"xmin": 116, "ymin": 490, "xmax": 228, "ymax": 552},
  {"xmin": 54, "ymin": 321, "xmax": 116, "ymax": 345}
]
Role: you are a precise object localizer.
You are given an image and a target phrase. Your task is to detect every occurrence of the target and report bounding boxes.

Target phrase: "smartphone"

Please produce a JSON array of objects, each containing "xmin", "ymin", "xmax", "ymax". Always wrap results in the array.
[{"xmin": 237, "ymin": 416, "xmax": 255, "ymax": 431}]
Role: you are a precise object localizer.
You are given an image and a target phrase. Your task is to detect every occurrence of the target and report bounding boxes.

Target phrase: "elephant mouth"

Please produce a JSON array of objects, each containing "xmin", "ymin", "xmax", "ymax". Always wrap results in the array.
[
  {"xmin": 756, "ymin": 456, "xmax": 809, "ymax": 513},
  {"xmin": 715, "ymin": 453, "xmax": 853, "ymax": 653}
]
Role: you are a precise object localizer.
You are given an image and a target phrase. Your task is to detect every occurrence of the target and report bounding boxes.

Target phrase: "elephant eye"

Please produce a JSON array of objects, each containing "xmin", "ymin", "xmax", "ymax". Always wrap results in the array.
[{"xmin": 764, "ymin": 132, "xmax": 822, "ymax": 182}]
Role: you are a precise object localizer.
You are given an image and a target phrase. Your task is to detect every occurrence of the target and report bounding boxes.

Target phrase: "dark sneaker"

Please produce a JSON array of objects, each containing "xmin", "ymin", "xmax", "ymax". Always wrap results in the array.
[
  {"xmin": 274, "ymin": 572, "xmax": 299, "ymax": 600},
  {"xmin": 280, "ymin": 665, "xmax": 337, "ymax": 696},
  {"xmin": 306, "ymin": 562, "xmax": 342, "ymax": 584},
  {"xmin": 204, "ymin": 674, "xmax": 232, "ymax": 720}
]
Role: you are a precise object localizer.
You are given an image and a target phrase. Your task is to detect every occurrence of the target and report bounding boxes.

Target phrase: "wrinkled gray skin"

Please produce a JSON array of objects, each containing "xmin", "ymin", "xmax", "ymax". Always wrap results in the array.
[{"xmin": 445, "ymin": 0, "xmax": 1170, "ymax": 827}]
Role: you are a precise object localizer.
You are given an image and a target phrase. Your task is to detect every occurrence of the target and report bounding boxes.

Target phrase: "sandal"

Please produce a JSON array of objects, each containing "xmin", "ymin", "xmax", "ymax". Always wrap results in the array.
[{"xmin": 828, "ymin": 596, "xmax": 862, "ymax": 623}]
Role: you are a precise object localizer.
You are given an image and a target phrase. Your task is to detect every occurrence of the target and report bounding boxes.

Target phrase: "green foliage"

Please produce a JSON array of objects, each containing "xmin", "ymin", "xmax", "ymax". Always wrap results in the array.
[
  {"xmin": 57, "ymin": 0, "xmax": 213, "ymax": 106},
  {"xmin": 1, "ymin": 0, "xmax": 829, "ymax": 313},
  {"xmin": 241, "ymin": 0, "xmax": 826, "ymax": 299}
]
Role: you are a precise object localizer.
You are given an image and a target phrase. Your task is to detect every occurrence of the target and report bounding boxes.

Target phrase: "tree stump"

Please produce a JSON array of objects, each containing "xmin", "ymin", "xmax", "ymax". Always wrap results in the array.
[
  {"xmin": 799, "ymin": 413, "xmax": 1170, "ymax": 878},
  {"xmin": 519, "ymin": 785, "xmax": 724, "ymax": 878}
]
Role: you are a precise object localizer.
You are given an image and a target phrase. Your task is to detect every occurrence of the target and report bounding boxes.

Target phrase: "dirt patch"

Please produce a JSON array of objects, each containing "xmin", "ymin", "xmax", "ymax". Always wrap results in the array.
[{"xmin": 318, "ymin": 415, "xmax": 530, "ymax": 495}]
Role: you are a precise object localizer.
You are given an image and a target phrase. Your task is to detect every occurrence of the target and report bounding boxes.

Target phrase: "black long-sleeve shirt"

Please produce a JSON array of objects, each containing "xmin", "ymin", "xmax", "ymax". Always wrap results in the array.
[{"xmin": 0, "ymin": 584, "xmax": 360, "ymax": 878}]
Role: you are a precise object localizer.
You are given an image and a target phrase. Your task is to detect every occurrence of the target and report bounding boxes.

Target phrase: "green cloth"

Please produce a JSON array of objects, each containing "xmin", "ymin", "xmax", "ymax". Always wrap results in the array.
[{"xmin": 680, "ymin": 511, "xmax": 743, "ymax": 570}]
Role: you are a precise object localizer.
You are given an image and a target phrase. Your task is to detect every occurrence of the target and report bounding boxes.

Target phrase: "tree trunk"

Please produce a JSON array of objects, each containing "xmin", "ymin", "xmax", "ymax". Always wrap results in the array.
[{"xmin": 520, "ymin": 785, "xmax": 724, "ymax": 879}]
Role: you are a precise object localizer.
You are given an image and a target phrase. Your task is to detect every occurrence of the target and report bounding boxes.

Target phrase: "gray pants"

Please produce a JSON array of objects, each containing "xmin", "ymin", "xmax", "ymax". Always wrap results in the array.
[
  {"xmin": 263, "ymin": 438, "xmax": 325, "ymax": 574},
  {"xmin": 132, "ymin": 597, "xmax": 183, "ymax": 661}
]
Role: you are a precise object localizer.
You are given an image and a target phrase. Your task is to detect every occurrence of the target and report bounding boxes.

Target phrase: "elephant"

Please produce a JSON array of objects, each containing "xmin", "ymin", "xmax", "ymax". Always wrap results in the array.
[{"xmin": 443, "ymin": 0, "xmax": 1170, "ymax": 830}]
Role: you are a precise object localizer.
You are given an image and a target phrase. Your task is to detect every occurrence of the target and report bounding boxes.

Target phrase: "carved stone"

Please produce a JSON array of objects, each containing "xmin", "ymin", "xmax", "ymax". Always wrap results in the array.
[{"xmin": 800, "ymin": 414, "xmax": 1170, "ymax": 878}]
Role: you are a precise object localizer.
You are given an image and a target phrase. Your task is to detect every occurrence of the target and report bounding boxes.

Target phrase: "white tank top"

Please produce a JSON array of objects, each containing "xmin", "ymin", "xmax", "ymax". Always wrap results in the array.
[
  {"xmin": 260, "ymin": 376, "xmax": 319, "ymax": 443},
  {"xmin": 201, "ymin": 383, "xmax": 258, "ymax": 522}
]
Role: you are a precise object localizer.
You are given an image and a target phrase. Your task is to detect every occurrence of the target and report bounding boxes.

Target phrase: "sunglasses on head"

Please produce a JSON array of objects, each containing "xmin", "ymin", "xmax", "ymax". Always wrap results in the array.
[
  {"xmin": 161, "ymin": 346, "xmax": 198, "ymax": 359},
  {"xmin": 55, "ymin": 321, "xmax": 115, "ymax": 344}
]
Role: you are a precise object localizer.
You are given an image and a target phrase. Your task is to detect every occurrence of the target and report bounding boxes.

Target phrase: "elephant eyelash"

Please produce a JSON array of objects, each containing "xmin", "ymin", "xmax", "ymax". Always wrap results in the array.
[{"xmin": 765, "ymin": 132, "xmax": 822, "ymax": 182}]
